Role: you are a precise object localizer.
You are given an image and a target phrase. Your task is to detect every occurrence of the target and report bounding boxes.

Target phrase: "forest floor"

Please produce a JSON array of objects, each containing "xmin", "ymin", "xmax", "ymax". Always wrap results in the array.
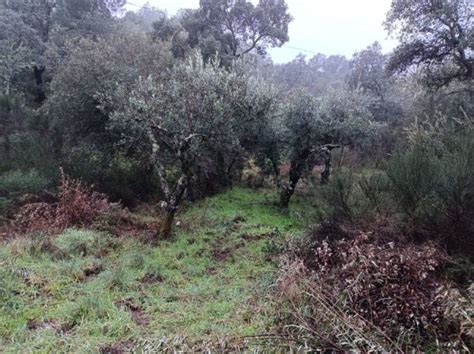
[{"xmin": 0, "ymin": 188, "xmax": 320, "ymax": 352}]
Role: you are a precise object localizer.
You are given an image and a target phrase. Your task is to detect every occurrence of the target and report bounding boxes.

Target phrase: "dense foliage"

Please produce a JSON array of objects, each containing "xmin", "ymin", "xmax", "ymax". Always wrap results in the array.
[{"xmin": 0, "ymin": 0, "xmax": 472, "ymax": 351}]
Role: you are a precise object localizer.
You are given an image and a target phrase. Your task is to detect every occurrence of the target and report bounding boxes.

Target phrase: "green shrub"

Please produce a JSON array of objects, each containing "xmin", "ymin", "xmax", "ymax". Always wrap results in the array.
[
  {"xmin": 0, "ymin": 169, "xmax": 49, "ymax": 194},
  {"xmin": 385, "ymin": 131, "xmax": 474, "ymax": 251},
  {"xmin": 358, "ymin": 171, "xmax": 390, "ymax": 209},
  {"xmin": 385, "ymin": 143, "xmax": 440, "ymax": 223},
  {"xmin": 320, "ymin": 169, "xmax": 359, "ymax": 222},
  {"xmin": 62, "ymin": 144, "xmax": 161, "ymax": 205},
  {"xmin": 435, "ymin": 132, "xmax": 474, "ymax": 251},
  {"xmin": 0, "ymin": 197, "xmax": 11, "ymax": 212}
]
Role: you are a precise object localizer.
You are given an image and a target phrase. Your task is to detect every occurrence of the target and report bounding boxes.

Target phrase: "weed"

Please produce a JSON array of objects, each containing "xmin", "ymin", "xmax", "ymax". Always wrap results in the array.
[
  {"xmin": 101, "ymin": 267, "xmax": 136, "ymax": 291},
  {"xmin": 124, "ymin": 251, "xmax": 146, "ymax": 270},
  {"xmin": 54, "ymin": 229, "xmax": 115, "ymax": 258}
]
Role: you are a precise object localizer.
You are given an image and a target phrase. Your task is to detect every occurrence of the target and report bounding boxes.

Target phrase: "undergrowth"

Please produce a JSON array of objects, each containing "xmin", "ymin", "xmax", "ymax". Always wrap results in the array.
[{"xmin": 0, "ymin": 187, "xmax": 318, "ymax": 352}]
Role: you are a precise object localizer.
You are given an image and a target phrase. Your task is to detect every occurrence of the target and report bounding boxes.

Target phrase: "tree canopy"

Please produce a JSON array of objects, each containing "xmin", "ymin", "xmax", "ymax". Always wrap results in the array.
[{"xmin": 385, "ymin": 0, "xmax": 473, "ymax": 88}]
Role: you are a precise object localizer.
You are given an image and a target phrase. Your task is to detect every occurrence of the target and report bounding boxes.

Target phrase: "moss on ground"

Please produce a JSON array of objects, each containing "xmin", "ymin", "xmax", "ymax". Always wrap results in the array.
[{"xmin": 0, "ymin": 188, "xmax": 319, "ymax": 352}]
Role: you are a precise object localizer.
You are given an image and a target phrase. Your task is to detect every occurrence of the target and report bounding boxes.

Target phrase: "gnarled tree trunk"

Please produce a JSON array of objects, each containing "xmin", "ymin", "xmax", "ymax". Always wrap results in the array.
[
  {"xmin": 158, "ymin": 173, "xmax": 189, "ymax": 239},
  {"xmin": 159, "ymin": 208, "xmax": 177, "ymax": 239},
  {"xmin": 154, "ymin": 132, "xmax": 201, "ymax": 240},
  {"xmin": 279, "ymin": 156, "xmax": 308, "ymax": 208},
  {"xmin": 320, "ymin": 144, "xmax": 341, "ymax": 185}
]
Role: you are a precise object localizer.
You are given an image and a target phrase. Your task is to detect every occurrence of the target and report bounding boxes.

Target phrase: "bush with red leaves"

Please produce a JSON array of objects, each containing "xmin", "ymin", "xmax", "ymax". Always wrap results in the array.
[
  {"xmin": 12, "ymin": 168, "xmax": 112, "ymax": 235},
  {"xmin": 276, "ymin": 225, "xmax": 470, "ymax": 350}
]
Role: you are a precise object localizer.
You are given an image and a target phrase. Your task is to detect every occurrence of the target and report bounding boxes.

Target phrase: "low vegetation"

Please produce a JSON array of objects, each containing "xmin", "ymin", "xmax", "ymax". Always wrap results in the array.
[
  {"xmin": 0, "ymin": 188, "xmax": 319, "ymax": 351},
  {"xmin": 0, "ymin": 0, "xmax": 472, "ymax": 351}
]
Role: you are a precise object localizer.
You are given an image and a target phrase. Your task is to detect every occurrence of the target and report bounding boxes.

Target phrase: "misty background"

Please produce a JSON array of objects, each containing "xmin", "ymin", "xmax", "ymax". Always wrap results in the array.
[{"xmin": 125, "ymin": 0, "xmax": 399, "ymax": 63}]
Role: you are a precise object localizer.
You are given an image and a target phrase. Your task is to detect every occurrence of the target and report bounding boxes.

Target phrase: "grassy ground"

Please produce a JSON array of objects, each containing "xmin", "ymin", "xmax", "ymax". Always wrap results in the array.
[{"xmin": 0, "ymin": 187, "xmax": 319, "ymax": 352}]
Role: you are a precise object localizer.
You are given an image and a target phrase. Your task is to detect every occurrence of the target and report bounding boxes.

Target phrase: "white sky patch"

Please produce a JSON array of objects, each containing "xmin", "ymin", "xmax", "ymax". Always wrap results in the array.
[{"xmin": 125, "ymin": 0, "xmax": 399, "ymax": 63}]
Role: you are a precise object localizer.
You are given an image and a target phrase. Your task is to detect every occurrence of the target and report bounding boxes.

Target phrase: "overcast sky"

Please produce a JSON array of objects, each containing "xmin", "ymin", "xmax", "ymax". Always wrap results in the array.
[{"xmin": 125, "ymin": 0, "xmax": 398, "ymax": 63}]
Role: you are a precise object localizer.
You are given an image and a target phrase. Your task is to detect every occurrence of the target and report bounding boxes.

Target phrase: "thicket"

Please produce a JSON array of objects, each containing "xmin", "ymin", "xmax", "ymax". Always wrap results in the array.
[
  {"xmin": 277, "ymin": 228, "xmax": 472, "ymax": 351},
  {"xmin": 0, "ymin": 0, "xmax": 472, "ymax": 351},
  {"xmin": 274, "ymin": 125, "xmax": 474, "ymax": 350}
]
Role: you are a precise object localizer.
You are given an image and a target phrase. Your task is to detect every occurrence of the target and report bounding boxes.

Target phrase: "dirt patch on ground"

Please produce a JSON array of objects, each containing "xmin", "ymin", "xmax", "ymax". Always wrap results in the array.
[
  {"xmin": 83, "ymin": 262, "xmax": 103, "ymax": 278},
  {"xmin": 206, "ymin": 266, "xmax": 218, "ymax": 275},
  {"xmin": 100, "ymin": 340, "xmax": 135, "ymax": 354},
  {"xmin": 27, "ymin": 318, "xmax": 72, "ymax": 334},
  {"xmin": 212, "ymin": 247, "xmax": 233, "ymax": 262},
  {"xmin": 211, "ymin": 240, "xmax": 245, "ymax": 262},
  {"xmin": 241, "ymin": 232, "xmax": 269, "ymax": 242},
  {"xmin": 140, "ymin": 272, "xmax": 164, "ymax": 284},
  {"xmin": 27, "ymin": 319, "xmax": 59, "ymax": 331},
  {"xmin": 115, "ymin": 298, "xmax": 149, "ymax": 326}
]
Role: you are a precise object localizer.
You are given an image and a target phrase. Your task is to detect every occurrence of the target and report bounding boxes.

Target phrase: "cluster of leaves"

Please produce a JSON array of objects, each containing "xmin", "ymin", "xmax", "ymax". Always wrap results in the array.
[
  {"xmin": 277, "ymin": 227, "xmax": 470, "ymax": 350},
  {"xmin": 385, "ymin": 0, "xmax": 473, "ymax": 88},
  {"xmin": 152, "ymin": 0, "xmax": 292, "ymax": 64},
  {"xmin": 0, "ymin": 169, "xmax": 49, "ymax": 195},
  {"xmin": 275, "ymin": 89, "xmax": 383, "ymax": 207},
  {"xmin": 11, "ymin": 168, "xmax": 112, "ymax": 235},
  {"xmin": 385, "ymin": 128, "xmax": 474, "ymax": 253}
]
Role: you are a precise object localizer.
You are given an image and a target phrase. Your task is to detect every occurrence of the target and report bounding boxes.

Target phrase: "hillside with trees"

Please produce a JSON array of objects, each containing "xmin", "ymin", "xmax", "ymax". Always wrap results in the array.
[{"xmin": 0, "ymin": 0, "xmax": 472, "ymax": 351}]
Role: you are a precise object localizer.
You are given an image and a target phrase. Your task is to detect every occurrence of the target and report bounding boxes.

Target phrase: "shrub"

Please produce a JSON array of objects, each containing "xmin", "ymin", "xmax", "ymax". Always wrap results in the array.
[
  {"xmin": 0, "ymin": 169, "xmax": 49, "ymax": 194},
  {"xmin": 12, "ymin": 169, "xmax": 113, "ymax": 235},
  {"xmin": 55, "ymin": 168, "xmax": 112, "ymax": 228},
  {"xmin": 385, "ymin": 143, "xmax": 439, "ymax": 223},
  {"xmin": 241, "ymin": 159, "xmax": 265, "ymax": 188},
  {"xmin": 435, "ymin": 132, "xmax": 474, "ymax": 252},
  {"xmin": 62, "ymin": 145, "xmax": 160, "ymax": 204},
  {"xmin": 276, "ymin": 228, "xmax": 468, "ymax": 350},
  {"xmin": 0, "ymin": 197, "xmax": 10, "ymax": 214},
  {"xmin": 385, "ymin": 133, "xmax": 474, "ymax": 252},
  {"xmin": 358, "ymin": 170, "xmax": 391, "ymax": 213},
  {"xmin": 319, "ymin": 169, "xmax": 393, "ymax": 224},
  {"xmin": 320, "ymin": 169, "xmax": 359, "ymax": 222}
]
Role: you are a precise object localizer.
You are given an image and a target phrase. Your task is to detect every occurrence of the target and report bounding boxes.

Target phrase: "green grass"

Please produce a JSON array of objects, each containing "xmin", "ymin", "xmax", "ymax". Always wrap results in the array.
[
  {"xmin": 0, "ymin": 187, "xmax": 319, "ymax": 352},
  {"xmin": 0, "ymin": 169, "xmax": 50, "ymax": 194}
]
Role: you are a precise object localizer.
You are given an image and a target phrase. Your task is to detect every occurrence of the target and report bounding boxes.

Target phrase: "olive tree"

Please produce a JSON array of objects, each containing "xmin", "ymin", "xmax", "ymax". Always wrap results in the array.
[
  {"xmin": 278, "ymin": 89, "xmax": 379, "ymax": 208},
  {"xmin": 42, "ymin": 26, "xmax": 172, "ymax": 201},
  {"xmin": 105, "ymin": 54, "xmax": 274, "ymax": 238}
]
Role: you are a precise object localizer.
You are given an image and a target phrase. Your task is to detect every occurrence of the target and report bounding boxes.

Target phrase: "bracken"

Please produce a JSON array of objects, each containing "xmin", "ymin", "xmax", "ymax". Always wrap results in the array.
[{"xmin": 12, "ymin": 168, "xmax": 112, "ymax": 235}]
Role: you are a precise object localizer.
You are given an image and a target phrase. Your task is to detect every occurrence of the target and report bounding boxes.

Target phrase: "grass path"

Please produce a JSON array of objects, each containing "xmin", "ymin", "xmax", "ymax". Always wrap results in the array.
[{"xmin": 0, "ymin": 188, "xmax": 318, "ymax": 352}]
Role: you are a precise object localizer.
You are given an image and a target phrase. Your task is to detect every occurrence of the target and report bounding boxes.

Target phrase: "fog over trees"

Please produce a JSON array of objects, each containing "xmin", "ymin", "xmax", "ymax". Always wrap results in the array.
[{"xmin": 0, "ymin": 0, "xmax": 472, "ymax": 351}]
